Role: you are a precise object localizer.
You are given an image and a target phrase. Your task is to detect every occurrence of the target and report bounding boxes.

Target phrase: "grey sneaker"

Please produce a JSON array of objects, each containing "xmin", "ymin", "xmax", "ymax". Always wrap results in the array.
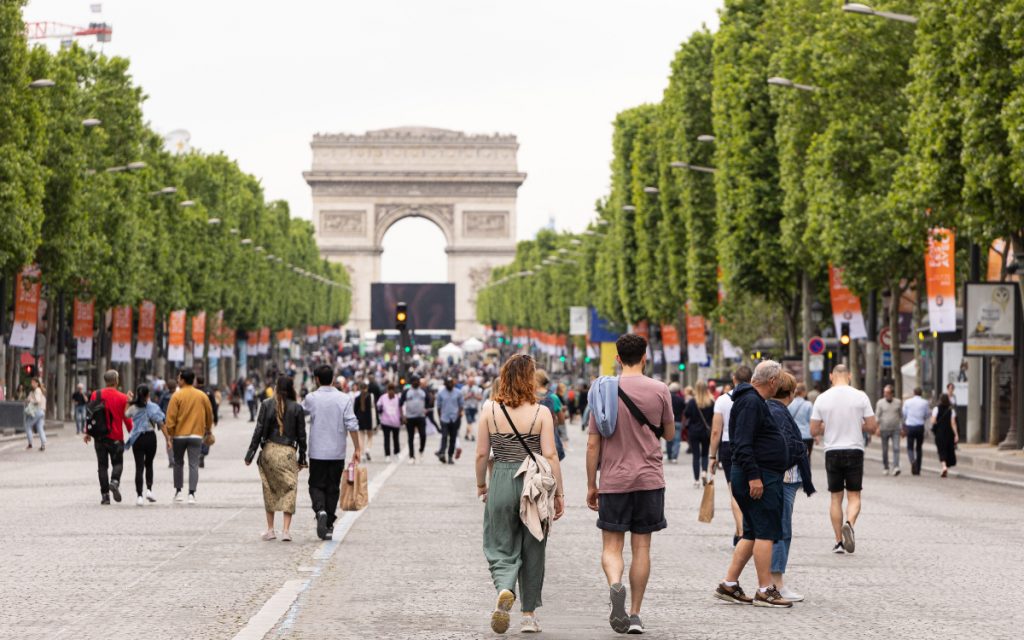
[
  {"xmin": 609, "ymin": 583, "xmax": 629, "ymax": 633},
  {"xmin": 841, "ymin": 521, "xmax": 856, "ymax": 554},
  {"xmin": 627, "ymin": 614, "xmax": 645, "ymax": 634},
  {"xmin": 520, "ymin": 614, "xmax": 541, "ymax": 634}
]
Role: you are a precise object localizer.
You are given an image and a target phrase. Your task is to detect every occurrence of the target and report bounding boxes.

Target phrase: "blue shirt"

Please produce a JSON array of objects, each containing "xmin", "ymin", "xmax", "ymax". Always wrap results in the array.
[
  {"xmin": 902, "ymin": 395, "xmax": 931, "ymax": 427},
  {"xmin": 125, "ymin": 401, "xmax": 166, "ymax": 449},
  {"xmin": 302, "ymin": 385, "xmax": 359, "ymax": 460},
  {"xmin": 788, "ymin": 396, "xmax": 813, "ymax": 440},
  {"xmin": 436, "ymin": 387, "xmax": 464, "ymax": 423}
]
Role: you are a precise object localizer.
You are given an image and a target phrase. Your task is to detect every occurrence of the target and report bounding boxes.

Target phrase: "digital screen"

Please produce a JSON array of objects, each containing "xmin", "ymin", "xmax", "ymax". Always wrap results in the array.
[{"xmin": 371, "ymin": 283, "xmax": 456, "ymax": 330}]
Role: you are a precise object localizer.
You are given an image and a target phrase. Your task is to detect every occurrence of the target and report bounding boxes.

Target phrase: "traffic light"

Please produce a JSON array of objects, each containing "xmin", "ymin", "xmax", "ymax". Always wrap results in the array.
[
  {"xmin": 584, "ymin": 356, "xmax": 592, "ymax": 364},
  {"xmin": 404, "ymin": 345, "xmax": 412, "ymax": 354},
  {"xmin": 678, "ymin": 363, "xmax": 686, "ymax": 371},
  {"xmin": 839, "ymin": 322, "xmax": 851, "ymax": 347},
  {"xmin": 559, "ymin": 355, "xmax": 566, "ymax": 363},
  {"xmin": 395, "ymin": 302, "xmax": 408, "ymax": 331},
  {"xmin": 754, "ymin": 351, "xmax": 762, "ymax": 360},
  {"xmin": 22, "ymin": 363, "xmax": 37, "ymax": 378}
]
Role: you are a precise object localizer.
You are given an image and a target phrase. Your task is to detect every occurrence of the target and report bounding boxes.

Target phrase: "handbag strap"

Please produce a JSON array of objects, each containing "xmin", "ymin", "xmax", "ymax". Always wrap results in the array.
[
  {"xmin": 617, "ymin": 386, "xmax": 664, "ymax": 439},
  {"xmin": 695, "ymin": 402, "xmax": 710, "ymax": 430},
  {"xmin": 499, "ymin": 403, "xmax": 540, "ymax": 466}
]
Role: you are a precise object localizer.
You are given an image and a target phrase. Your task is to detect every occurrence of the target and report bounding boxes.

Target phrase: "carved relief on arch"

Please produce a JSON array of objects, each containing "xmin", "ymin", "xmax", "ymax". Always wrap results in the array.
[{"xmin": 374, "ymin": 203, "xmax": 455, "ymax": 245}]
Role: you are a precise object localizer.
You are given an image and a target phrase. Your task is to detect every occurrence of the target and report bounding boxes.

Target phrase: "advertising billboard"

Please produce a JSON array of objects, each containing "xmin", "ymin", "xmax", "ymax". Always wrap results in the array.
[{"xmin": 371, "ymin": 283, "xmax": 456, "ymax": 331}]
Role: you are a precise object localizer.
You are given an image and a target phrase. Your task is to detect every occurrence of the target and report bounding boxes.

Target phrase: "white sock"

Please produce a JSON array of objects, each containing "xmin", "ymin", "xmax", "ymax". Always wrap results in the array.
[
  {"xmin": 723, "ymin": 581, "xmax": 737, "ymax": 587},
  {"xmin": 759, "ymin": 586, "xmax": 770, "ymax": 593}
]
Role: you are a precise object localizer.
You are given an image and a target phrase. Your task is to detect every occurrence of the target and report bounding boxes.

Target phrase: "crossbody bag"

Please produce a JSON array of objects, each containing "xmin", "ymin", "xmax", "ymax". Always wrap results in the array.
[{"xmin": 617, "ymin": 387, "xmax": 664, "ymax": 439}]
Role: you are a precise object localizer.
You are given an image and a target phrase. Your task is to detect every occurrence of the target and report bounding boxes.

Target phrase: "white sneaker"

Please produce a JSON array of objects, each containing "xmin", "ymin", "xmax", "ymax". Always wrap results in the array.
[
  {"xmin": 385, "ymin": 455, "xmax": 392, "ymax": 463},
  {"xmin": 693, "ymin": 481, "xmax": 701, "ymax": 489},
  {"xmin": 136, "ymin": 496, "xmax": 145, "ymax": 507},
  {"xmin": 145, "ymin": 489, "xmax": 156, "ymax": 503},
  {"xmin": 892, "ymin": 468, "xmax": 901, "ymax": 476},
  {"xmin": 187, "ymin": 494, "xmax": 196, "ymax": 505},
  {"xmin": 778, "ymin": 587, "xmax": 804, "ymax": 602},
  {"xmin": 521, "ymin": 615, "xmax": 541, "ymax": 633},
  {"xmin": 884, "ymin": 468, "xmax": 891, "ymax": 475},
  {"xmin": 174, "ymin": 491, "xmax": 184, "ymax": 503}
]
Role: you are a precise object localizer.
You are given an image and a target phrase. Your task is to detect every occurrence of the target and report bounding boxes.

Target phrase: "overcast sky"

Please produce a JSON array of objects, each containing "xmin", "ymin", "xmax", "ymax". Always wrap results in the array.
[{"xmin": 25, "ymin": 0, "xmax": 722, "ymax": 281}]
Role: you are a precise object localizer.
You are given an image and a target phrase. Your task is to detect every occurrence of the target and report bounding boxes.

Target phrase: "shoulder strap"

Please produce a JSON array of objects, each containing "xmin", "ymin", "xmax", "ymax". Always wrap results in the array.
[
  {"xmin": 499, "ymin": 403, "xmax": 540, "ymax": 466},
  {"xmin": 528, "ymin": 405, "xmax": 541, "ymax": 434},
  {"xmin": 696, "ymin": 402, "xmax": 710, "ymax": 430},
  {"xmin": 617, "ymin": 386, "xmax": 664, "ymax": 439}
]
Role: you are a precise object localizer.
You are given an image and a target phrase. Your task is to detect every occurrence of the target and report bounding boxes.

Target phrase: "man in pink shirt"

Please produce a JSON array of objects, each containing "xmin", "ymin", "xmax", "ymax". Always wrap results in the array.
[{"xmin": 586, "ymin": 334, "xmax": 675, "ymax": 634}]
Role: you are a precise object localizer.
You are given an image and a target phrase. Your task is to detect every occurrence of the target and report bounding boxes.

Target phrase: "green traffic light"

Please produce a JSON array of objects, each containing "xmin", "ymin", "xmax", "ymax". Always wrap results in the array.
[
  {"xmin": 584, "ymin": 357, "xmax": 592, "ymax": 363},
  {"xmin": 559, "ymin": 355, "xmax": 566, "ymax": 362},
  {"xmin": 404, "ymin": 346, "xmax": 411, "ymax": 353},
  {"xmin": 678, "ymin": 363, "xmax": 686, "ymax": 371}
]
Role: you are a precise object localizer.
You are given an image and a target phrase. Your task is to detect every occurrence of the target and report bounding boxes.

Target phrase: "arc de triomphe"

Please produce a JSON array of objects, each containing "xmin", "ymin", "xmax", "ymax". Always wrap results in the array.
[{"xmin": 305, "ymin": 127, "xmax": 525, "ymax": 338}]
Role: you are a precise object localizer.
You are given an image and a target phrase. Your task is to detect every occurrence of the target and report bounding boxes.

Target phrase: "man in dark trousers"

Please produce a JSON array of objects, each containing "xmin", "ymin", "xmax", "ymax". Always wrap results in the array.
[
  {"xmin": 713, "ymin": 360, "xmax": 794, "ymax": 608},
  {"xmin": 195, "ymin": 375, "xmax": 219, "ymax": 468},
  {"xmin": 83, "ymin": 370, "xmax": 133, "ymax": 504},
  {"xmin": 302, "ymin": 364, "xmax": 361, "ymax": 540}
]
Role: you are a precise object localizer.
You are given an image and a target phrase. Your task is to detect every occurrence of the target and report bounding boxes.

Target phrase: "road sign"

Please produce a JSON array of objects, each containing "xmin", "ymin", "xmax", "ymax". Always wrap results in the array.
[
  {"xmin": 881, "ymin": 350, "xmax": 893, "ymax": 368},
  {"xmin": 569, "ymin": 306, "xmax": 589, "ymax": 336},
  {"xmin": 879, "ymin": 326, "xmax": 892, "ymax": 351},
  {"xmin": 809, "ymin": 354, "xmax": 825, "ymax": 372},
  {"xmin": 808, "ymin": 336, "xmax": 826, "ymax": 355}
]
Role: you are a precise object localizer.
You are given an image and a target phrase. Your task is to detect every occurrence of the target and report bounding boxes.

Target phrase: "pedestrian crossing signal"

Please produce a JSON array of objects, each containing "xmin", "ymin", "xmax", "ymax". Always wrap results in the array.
[
  {"xmin": 559, "ymin": 355, "xmax": 566, "ymax": 363},
  {"xmin": 584, "ymin": 356, "xmax": 592, "ymax": 363},
  {"xmin": 678, "ymin": 363, "xmax": 686, "ymax": 371},
  {"xmin": 404, "ymin": 345, "xmax": 411, "ymax": 353}
]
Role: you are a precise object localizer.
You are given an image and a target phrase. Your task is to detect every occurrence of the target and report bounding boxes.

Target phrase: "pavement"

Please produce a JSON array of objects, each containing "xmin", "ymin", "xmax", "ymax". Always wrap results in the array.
[{"xmin": 3, "ymin": 414, "xmax": 1022, "ymax": 639}]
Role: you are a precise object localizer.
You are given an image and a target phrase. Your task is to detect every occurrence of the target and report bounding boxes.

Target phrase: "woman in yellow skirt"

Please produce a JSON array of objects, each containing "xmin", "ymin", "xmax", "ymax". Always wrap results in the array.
[{"xmin": 245, "ymin": 376, "xmax": 307, "ymax": 541}]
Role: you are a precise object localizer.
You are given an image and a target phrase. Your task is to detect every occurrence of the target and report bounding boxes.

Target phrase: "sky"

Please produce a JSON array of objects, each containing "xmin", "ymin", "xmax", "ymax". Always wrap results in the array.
[{"xmin": 25, "ymin": 0, "xmax": 723, "ymax": 282}]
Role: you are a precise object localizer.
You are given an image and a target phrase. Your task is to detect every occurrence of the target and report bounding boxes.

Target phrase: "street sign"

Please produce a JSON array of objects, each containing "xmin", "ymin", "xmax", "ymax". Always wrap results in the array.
[
  {"xmin": 569, "ymin": 306, "xmax": 589, "ymax": 336},
  {"xmin": 881, "ymin": 350, "xmax": 892, "ymax": 368},
  {"xmin": 808, "ymin": 336, "xmax": 826, "ymax": 355},
  {"xmin": 809, "ymin": 354, "xmax": 825, "ymax": 372},
  {"xmin": 879, "ymin": 326, "xmax": 892, "ymax": 351}
]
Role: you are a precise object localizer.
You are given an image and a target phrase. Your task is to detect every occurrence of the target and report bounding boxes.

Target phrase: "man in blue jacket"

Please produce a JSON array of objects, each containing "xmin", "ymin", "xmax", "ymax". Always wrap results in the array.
[{"xmin": 713, "ymin": 360, "xmax": 793, "ymax": 608}]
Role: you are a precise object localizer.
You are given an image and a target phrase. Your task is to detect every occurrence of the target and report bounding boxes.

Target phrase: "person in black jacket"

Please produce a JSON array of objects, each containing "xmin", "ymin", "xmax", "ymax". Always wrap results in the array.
[
  {"xmin": 766, "ymin": 371, "xmax": 815, "ymax": 603},
  {"xmin": 245, "ymin": 376, "xmax": 307, "ymax": 542},
  {"xmin": 713, "ymin": 360, "xmax": 793, "ymax": 608},
  {"xmin": 196, "ymin": 375, "xmax": 219, "ymax": 468}
]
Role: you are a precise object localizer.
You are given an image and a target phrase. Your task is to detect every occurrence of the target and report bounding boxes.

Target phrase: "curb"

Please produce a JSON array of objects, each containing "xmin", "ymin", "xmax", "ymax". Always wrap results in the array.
[{"xmin": 861, "ymin": 448, "xmax": 1024, "ymax": 490}]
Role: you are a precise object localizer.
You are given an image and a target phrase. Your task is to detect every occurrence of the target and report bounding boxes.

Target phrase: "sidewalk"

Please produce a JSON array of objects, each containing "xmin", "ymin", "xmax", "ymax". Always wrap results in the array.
[{"xmin": 863, "ymin": 433, "xmax": 1024, "ymax": 489}]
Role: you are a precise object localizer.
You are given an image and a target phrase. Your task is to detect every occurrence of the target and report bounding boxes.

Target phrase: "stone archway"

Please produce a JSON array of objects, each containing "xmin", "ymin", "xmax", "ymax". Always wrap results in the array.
[{"xmin": 306, "ymin": 127, "xmax": 525, "ymax": 338}]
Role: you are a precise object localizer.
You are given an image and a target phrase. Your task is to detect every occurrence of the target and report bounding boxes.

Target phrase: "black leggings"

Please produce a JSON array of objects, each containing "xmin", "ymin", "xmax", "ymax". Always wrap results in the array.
[
  {"xmin": 382, "ymin": 425, "xmax": 401, "ymax": 457},
  {"xmin": 688, "ymin": 432, "xmax": 710, "ymax": 481},
  {"xmin": 406, "ymin": 418, "xmax": 427, "ymax": 458},
  {"xmin": 133, "ymin": 431, "xmax": 157, "ymax": 496}
]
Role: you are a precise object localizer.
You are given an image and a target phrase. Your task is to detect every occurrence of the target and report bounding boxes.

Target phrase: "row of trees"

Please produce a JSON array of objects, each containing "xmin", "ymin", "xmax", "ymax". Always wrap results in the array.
[
  {"xmin": 1, "ymin": 0, "xmax": 350, "ymax": 400},
  {"xmin": 478, "ymin": 0, "xmax": 1022, "ymax": 375}
]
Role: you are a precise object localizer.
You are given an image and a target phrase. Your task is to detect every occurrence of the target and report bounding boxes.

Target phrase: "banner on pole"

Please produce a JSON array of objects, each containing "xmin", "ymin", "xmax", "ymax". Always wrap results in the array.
[
  {"xmin": 192, "ymin": 312, "xmax": 206, "ymax": 359},
  {"xmin": 569, "ymin": 307, "xmax": 589, "ymax": 336},
  {"xmin": 135, "ymin": 301, "xmax": 156, "ymax": 359},
  {"xmin": 276, "ymin": 328, "xmax": 293, "ymax": 349},
  {"xmin": 74, "ymin": 298, "xmax": 95, "ymax": 360},
  {"xmin": 686, "ymin": 315, "xmax": 707, "ymax": 364},
  {"xmin": 111, "ymin": 306, "xmax": 132, "ymax": 362},
  {"xmin": 828, "ymin": 264, "xmax": 867, "ymax": 340},
  {"xmin": 306, "ymin": 325, "xmax": 318, "ymax": 344},
  {"xmin": 925, "ymin": 228, "xmax": 956, "ymax": 333},
  {"xmin": 258, "ymin": 327, "xmax": 271, "ymax": 355},
  {"xmin": 208, "ymin": 310, "xmax": 223, "ymax": 358},
  {"xmin": 661, "ymin": 324, "xmax": 681, "ymax": 364},
  {"xmin": 964, "ymin": 283, "xmax": 1017, "ymax": 356},
  {"xmin": 168, "ymin": 310, "xmax": 186, "ymax": 362},
  {"xmin": 10, "ymin": 265, "xmax": 41, "ymax": 349}
]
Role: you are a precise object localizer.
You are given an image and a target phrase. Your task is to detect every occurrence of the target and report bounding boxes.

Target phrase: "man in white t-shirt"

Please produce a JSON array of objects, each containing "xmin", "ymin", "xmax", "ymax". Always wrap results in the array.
[
  {"xmin": 708, "ymin": 365, "xmax": 752, "ymax": 547},
  {"xmin": 810, "ymin": 365, "xmax": 878, "ymax": 555}
]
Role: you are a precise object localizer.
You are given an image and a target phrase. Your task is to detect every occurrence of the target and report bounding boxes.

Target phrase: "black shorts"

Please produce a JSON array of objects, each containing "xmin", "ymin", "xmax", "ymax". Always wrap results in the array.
[
  {"xmin": 825, "ymin": 449, "xmax": 864, "ymax": 493},
  {"xmin": 719, "ymin": 441, "xmax": 734, "ymax": 480},
  {"xmin": 597, "ymin": 488, "xmax": 667, "ymax": 534},
  {"xmin": 730, "ymin": 468, "xmax": 784, "ymax": 542}
]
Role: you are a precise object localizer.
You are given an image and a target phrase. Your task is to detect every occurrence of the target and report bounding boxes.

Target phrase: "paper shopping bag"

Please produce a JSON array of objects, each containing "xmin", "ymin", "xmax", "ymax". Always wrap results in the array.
[
  {"xmin": 340, "ymin": 463, "xmax": 369, "ymax": 511},
  {"xmin": 698, "ymin": 479, "xmax": 715, "ymax": 523}
]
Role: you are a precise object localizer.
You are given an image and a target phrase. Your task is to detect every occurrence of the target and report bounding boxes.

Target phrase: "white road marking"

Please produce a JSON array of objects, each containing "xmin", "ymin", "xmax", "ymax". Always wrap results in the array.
[{"xmin": 231, "ymin": 460, "xmax": 402, "ymax": 639}]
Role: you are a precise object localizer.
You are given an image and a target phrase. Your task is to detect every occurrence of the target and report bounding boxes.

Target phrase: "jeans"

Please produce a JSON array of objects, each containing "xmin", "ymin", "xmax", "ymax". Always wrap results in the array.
[
  {"xmin": 382, "ymin": 425, "xmax": 401, "ymax": 457},
  {"xmin": 881, "ymin": 430, "xmax": 901, "ymax": 470},
  {"xmin": 770, "ymin": 482, "xmax": 800, "ymax": 574},
  {"xmin": 308, "ymin": 459, "xmax": 344, "ymax": 527},
  {"xmin": 688, "ymin": 431, "xmax": 710, "ymax": 481},
  {"xmin": 906, "ymin": 425, "xmax": 925, "ymax": 475},
  {"xmin": 132, "ymin": 431, "xmax": 157, "ymax": 496},
  {"xmin": 406, "ymin": 417, "xmax": 427, "ymax": 459},
  {"xmin": 247, "ymin": 400, "xmax": 257, "ymax": 421},
  {"xmin": 94, "ymin": 438, "xmax": 124, "ymax": 496},
  {"xmin": 74, "ymin": 405, "xmax": 87, "ymax": 434},
  {"xmin": 24, "ymin": 413, "xmax": 46, "ymax": 447},
  {"xmin": 439, "ymin": 420, "xmax": 460, "ymax": 461},
  {"xmin": 666, "ymin": 421, "xmax": 683, "ymax": 460},
  {"xmin": 172, "ymin": 438, "xmax": 202, "ymax": 493}
]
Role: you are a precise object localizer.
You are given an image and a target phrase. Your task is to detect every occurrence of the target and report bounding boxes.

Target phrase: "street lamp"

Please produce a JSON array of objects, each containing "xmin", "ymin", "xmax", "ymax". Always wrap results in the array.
[
  {"xmin": 841, "ymin": 3, "xmax": 918, "ymax": 24},
  {"xmin": 207, "ymin": 218, "xmax": 221, "ymax": 225},
  {"xmin": 29, "ymin": 79, "xmax": 55, "ymax": 89},
  {"xmin": 126, "ymin": 161, "xmax": 147, "ymax": 171},
  {"xmin": 105, "ymin": 165, "xmax": 127, "ymax": 173},
  {"xmin": 229, "ymin": 228, "xmax": 240, "ymax": 235},
  {"xmin": 669, "ymin": 161, "xmax": 717, "ymax": 174},
  {"xmin": 622, "ymin": 205, "xmax": 636, "ymax": 212},
  {"xmin": 643, "ymin": 186, "xmax": 659, "ymax": 194},
  {"xmin": 149, "ymin": 186, "xmax": 177, "ymax": 196},
  {"xmin": 697, "ymin": 134, "xmax": 716, "ymax": 143},
  {"xmin": 240, "ymin": 238, "xmax": 253, "ymax": 245},
  {"xmin": 767, "ymin": 77, "xmax": 819, "ymax": 92},
  {"xmin": 179, "ymin": 200, "xmax": 195, "ymax": 208},
  {"xmin": 82, "ymin": 118, "xmax": 102, "ymax": 127}
]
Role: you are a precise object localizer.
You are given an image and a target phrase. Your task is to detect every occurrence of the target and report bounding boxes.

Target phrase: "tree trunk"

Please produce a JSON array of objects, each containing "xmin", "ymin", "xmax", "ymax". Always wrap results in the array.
[
  {"xmin": 890, "ymin": 283, "xmax": 903, "ymax": 399},
  {"xmin": 801, "ymin": 271, "xmax": 813, "ymax": 387}
]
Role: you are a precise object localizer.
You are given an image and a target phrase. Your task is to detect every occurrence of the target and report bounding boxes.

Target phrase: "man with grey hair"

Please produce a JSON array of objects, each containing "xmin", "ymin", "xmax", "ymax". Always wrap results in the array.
[
  {"xmin": 875, "ymin": 385, "xmax": 902, "ymax": 476},
  {"xmin": 811, "ymin": 365, "xmax": 878, "ymax": 554},
  {"xmin": 714, "ymin": 360, "xmax": 793, "ymax": 608}
]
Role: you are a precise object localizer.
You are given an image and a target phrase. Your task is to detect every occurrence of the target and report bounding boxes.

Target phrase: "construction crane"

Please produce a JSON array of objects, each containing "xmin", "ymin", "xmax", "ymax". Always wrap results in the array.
[{"xmin": 25, "ymin": 21, "xmax": 112, "ymax": 44}]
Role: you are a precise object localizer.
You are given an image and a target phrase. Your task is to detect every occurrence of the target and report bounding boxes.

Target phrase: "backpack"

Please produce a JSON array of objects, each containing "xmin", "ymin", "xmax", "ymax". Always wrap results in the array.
[{"xmin": 86, "ymin": 390, "xmax": 109, "ymax": 439}]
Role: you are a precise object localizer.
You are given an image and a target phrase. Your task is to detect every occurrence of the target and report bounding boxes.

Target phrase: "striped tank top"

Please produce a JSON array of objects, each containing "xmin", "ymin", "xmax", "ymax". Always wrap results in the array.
[{"xmin": 489, "ymin": 403, "xmax": 542, "ymax": 463}]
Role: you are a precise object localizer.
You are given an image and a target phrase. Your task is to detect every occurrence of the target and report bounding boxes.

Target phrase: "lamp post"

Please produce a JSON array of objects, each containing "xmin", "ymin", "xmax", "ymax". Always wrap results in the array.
[
  {"xmin": 767, "ymin": 77, "xmax": 820, "ymax": 92},
  {"xmin": 669, "ymin": 161, "xmax": 717, "ymax": 174},
  {"xmin": 841, "ymin": 3, "xmax": 918, "ymax": 24}
]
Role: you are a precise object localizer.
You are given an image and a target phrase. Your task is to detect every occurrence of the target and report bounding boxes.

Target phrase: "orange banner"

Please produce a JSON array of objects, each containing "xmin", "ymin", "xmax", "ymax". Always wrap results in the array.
[
  {"xmin": 276, "ymin": 328, "xmax": 294, "ymax": 349},
  {"xmin": 73, "ymin": 298, "xmax": 95, "ymax": 360},
  {"xmin": 168, "ymin": 310, "xmax": 186, "ymax": 362},
  {"xmin": 135, "ymin": 300, "xmax": 156, "ymax": 359},
  {"xmin": 259, "ymin": 327, "xmax": 271, "ymax": 355},
  {"xmin": 192, "ymin": 312, "xmax": 206, "ymax": 358},
  {"xmin": 10, "ymin": 265, "xmax": 41, "ymax": 349},
  {"xmin": 686, "ymin": 315, "xmax": 707, "ymax": 364},
  {"xmin": 661, "ymin": 324, "xmax": 681, "ymax": 363},
  {"xmin": 828, "ymin": 264, "xmax": 867, "ymax": 340},
  {"xmin": 925, "ymin": 227, "xmax": 956, "ymax": 333},
  {"xmin": 111, "ymin": 306, "xmax": 132, "ymax": 362}
]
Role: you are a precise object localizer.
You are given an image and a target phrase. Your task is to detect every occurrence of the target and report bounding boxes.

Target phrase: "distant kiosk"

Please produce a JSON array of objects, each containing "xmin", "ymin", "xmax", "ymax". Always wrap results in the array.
[{"xmin": 306, "ymin": 127, "xmax": 525, "ymax": 339}]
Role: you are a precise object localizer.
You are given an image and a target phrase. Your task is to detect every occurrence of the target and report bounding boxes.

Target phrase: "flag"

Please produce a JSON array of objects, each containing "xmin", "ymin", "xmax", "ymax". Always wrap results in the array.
[
  {"xmin": 192, "ymin": 312, "xmax": 206, "ymax": 359},
  {"xmin": 135, "ymin": 301, "xmax": 156, "ymax": 359},
  {"xmin": 925, "ymin": 228, "xmax": 956, "ymax": 333},
  {"xmin": 686, "ymin": 315, "xmax": 707, "ymax": 364},
  {"xmin": 168, "ymin": 310, "xmax": 186, "ymax": 362},
  {"xmin": 111, "ymin": 306, "xmax": 132, "ymax": 362},
  {"xmin": 10, "ymin": 265, "xmax": 41, "ymax": 349},
  {"xmin": 74, "ymin": 298, "xmax": 95, "ymax": 360},
  {"xmin": 828, "ymin": 265, "xmax": 867, "ymax": 340}
]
